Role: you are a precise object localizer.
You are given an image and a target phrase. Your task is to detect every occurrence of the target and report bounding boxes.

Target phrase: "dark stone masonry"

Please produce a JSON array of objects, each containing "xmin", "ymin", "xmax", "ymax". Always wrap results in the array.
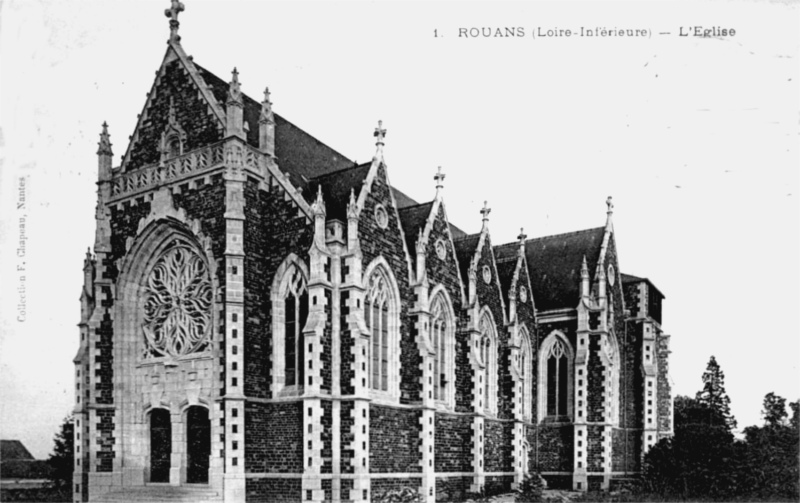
[{"xmin": 73, "ymin": 4, "xmax": 674, "ymax": 502}]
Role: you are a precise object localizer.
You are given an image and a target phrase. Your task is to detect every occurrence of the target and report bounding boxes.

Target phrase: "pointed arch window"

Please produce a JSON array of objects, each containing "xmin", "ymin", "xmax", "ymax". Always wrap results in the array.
[
  {"xmin": 271, "ymin": 256, "xmax": 309, "ymax": 396},
  {"xmin": 366, "ymin": 275, "xmax": 389, "ymax": 391},
  {"xmin": 284, "ymin": 269, "xmax": 308, "ymax": 387},
  {"xmin": 538, "ymin": 332, "xmax": 574, "ymax": 420},
  {"xmin": 519, "ymin": 328, "xmax": 534, "ymax": 422},
  {"xmin": 431, "ymin": 290, "xmax": 455, "ymax": 407},
  {"xmin": 166, "ymin": 136, "xmax": 182, "ymax": 159},
  {"xmin": 479, "ymin": 312, "xmax": 498, "ymax": 415},
  {"xmin": 363, "ymin": 263, "xmax": 400, "ymax": 399}
]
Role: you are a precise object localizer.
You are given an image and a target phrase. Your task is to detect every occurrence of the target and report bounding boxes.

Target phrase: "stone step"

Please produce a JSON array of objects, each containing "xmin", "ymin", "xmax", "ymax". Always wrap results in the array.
[{"xmin": 95, "ymin": 484, "xmax": 221, "ymax": 503}]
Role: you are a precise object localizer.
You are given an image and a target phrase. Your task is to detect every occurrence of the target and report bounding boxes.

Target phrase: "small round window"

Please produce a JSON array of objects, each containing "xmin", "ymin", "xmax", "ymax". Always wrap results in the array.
[
  {"xmin": 519, "ymin": 285, "xmax": 528, "ymax": 303},
  {"xmin": 607, "ymin": 264, "xmax": 616, "ymax": 286},
  {"xmin": 482, "ymin": 265, "xmax": 491, "ymax": 284},
  {"xmin": 435, "ymin": 239, "xmax": 447, "ymax": 260},
  {"xmin": 374, "ymin": 204, "xmax": 389, "ymax": 229}
]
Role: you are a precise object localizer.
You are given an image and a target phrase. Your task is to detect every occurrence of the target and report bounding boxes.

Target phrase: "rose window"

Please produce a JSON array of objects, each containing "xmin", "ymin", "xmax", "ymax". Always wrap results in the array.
[{"xmin": 142, "ymin": 243, "xmax": 213, "ymax": 358}]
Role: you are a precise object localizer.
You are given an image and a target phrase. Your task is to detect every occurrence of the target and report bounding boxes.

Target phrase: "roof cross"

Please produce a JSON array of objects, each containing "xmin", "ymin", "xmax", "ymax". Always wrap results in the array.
[
  {"xmin": 434, "ymin": 166, "xmax": 446, "ymax": 192},
  {"xmin": 372, "ymin": 121, "xmax": 386, "ymax": 147},
  {"xmin": 164, "ymin": 0, "xmax": 185, "ymax": 42},
  {"xmin": 480, "ymin": 201, "xmax": 491, "ymax": 228},
  {"xmin": 228, "ymin": 68, "xmax": 242, "ymax": 103}
]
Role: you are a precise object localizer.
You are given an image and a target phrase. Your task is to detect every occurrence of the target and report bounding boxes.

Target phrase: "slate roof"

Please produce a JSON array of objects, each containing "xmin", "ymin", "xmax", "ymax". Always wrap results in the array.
[
  {"xmin": 453, "ymin": 234, "xmax": 481, "ymax": 288},
  {"xmin": 525, "ymin": 227, "xmax": 606, "ymax": 312},
  {"xmin": 302, "ymin": 163, "xmax": 371, "ymax": 221},
  {"xmin": 392, "ymin": 187, "xmax": 417, "ymax": 209},
  {"xmin": 493, "ymin": 242, "xmax": 521, "ymax": 302},
  {"xmin": 188, "ymin": 63, "xmax": 476, "ymax": 239},
  {"xmin": 621, "ymin": 272, "xmax": 665, "ymax": 299},
  {"xmin": 398, "ymin": 202, "xmax": 435, "ymax": 264},
  {"xmin": 1, "ymin": 440, "xmax": 34, "ymax": 461},
  {"xmin": 196, "ymin": 65, "xmax": 355, "ymax": 192}
]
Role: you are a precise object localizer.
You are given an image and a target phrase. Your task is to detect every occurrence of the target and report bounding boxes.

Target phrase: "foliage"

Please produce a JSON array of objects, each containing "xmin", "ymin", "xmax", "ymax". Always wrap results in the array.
[
  {"xmin": 372, "ymin": 486, "xmax": 422, "ymax": 503},
  {"xmin": 514, "ymin": 472, "xmax": 545, "ymax": 502},
  {"xmin": 642, "ymin": 390, "xmax": 799, "ymax": 501},
  {"xmin": 789, "ymin": 400, "xmax": 799, "ymax": 430},
  {"xmin": 46, "ymin": 416, "xmax": 74, "ymax": 494},
  {"xmin": 762, "ymin": 392, "xmax": 788, "ymax": 427},
  {"xmin": 642, "ymin": 395, "xmax": 738, "ymax": 499},
  {"xmin": 738, "ymin": 395, "xmax": 799, "ymax": 500},
  {"xmin": 695, "ymin": 356, "xmax": 737, "ymax": 431}
]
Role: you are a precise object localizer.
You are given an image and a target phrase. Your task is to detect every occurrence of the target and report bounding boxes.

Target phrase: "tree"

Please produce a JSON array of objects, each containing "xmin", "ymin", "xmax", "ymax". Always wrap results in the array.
[
  {"xmin": 47, "ymin": 415, "xmax": 74, "ymax": 494},
  {"xmin": 790, "ymin": 400, "xmax": 799, "ymax": 431},
  {"xmin": 643, "ymin": 395, "xmax": 738, "ymax": 499},
  {"xmin": 695, "ymin": 355, "xmax": 737, "ymax": 431},
  {"xmin": 739, "ymin": 393, "xmax": 800, "ymax": 500},
  {"xmin": 762, "ymin": 391, "xmax": 787, "ymax": 427}
]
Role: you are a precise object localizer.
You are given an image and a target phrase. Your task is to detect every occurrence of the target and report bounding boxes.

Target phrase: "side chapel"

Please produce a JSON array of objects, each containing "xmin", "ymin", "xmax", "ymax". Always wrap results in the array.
[{"xmin": 73, "ymin": 2, "xmax": 673, "ymax": 502}]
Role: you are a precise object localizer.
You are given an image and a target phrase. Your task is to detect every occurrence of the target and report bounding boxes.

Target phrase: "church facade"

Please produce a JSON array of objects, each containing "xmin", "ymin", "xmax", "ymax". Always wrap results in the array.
[{"xmin": 72, "ymin": 3, "xmax": 673, "ymax": 502}]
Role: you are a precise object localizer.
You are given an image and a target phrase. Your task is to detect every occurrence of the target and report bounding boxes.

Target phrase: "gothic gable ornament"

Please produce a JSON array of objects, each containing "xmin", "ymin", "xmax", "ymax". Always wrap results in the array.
[
  {"xmin": 142, "ymin": 242, "xmax": 212, "ymax": 358},
  {"xmin": 159, "ymin": 98, "xmax": 188, "ymax": 163},
  {"xmin": 519, "ymin": 285, "xmax": 528, "ymax": 303},
  {"xmin": 374, "ymin": 204, "xmax": 389, "ymax": 229},
  {"xmin": 482, "ymin": 265, "xmax": 491, "ymax": 284},
  {"xmin": 435, "ymin": 238, "xmax": 447, "ymax": 260},
  {"xmin": 608, "ymin": 264, "xmax": 616, "ymax": 287}
]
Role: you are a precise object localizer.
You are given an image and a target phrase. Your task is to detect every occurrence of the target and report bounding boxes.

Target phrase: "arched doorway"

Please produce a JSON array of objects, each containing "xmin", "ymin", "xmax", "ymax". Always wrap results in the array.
[
  {"xmin": 150, "ymin": 409, "xmax": 172, "ymax": 483},
  {"xmin": 186, "ymin": 406, "xmax": 210, "ymax": 484}
]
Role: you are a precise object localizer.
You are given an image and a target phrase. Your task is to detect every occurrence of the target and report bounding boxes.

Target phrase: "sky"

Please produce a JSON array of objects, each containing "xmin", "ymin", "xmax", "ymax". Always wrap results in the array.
[{"xmin": 0, "ymin": 0, "xmax": 797, "ymax": 459}]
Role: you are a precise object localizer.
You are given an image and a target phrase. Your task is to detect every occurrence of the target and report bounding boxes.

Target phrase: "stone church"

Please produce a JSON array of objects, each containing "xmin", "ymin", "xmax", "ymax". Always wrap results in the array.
[{"xmin": 73, "ymin": 2, "xmax": 673, "ymax": 502}]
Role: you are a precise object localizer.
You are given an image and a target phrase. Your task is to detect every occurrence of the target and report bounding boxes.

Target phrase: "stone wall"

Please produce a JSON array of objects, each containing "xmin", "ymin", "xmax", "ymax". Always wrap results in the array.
[
  {"xmin": 245, "ymin": 478, "xmax": 301, "ymax": 503},
  {"xmin": 125, "ymin": 58, "xmax": 223, "ymax": 171},
  {"xmin": 484, "ymin": 420, "xmax": 513, "ymax": 473},
  {"xmin": 242, "ymin": 179, "xmax": 313, "ymax": 400},
  {"xmin": 245, "ymin": 401, "xmax": 303, "ymax": 473},
  {"xmin": 474, "ymin": 234, "xmax": 510, "ymax": 418},
  {"xmin": 434, "ymin": 414, "xmax": 472, "ymax": 472},
  {"xmin": 369, "ymin": 406, "xmax": 422, "ymax": 473},
  {"xmin": 358, "ymin": 164, "xmax": 418, "ymax": 404}
]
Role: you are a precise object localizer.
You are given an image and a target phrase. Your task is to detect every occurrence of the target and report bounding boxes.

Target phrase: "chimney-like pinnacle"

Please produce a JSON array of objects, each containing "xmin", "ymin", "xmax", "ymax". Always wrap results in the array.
[{"xmin": 97, "ymin": 122, "xmax": 113, "ymax": 156}]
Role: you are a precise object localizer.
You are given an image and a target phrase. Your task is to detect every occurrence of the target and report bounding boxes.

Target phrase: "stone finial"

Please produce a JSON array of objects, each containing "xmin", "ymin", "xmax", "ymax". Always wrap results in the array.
[
  {"xmin": 606, "ymin": 196, "xmax": 614, "ymax": 227},
  {"xmin": 580, "ymin": 255, "xmax": 590, "ymax": 298},
  {"xmin": 480, "ymin": 201, "xmax": 491, "ymax": 230},
  {"xmin": 164, "ymin": 0, "xmax": 185, "ymax": 43},
  {"xmin": 228, "ymin": 68, "xmax": 242, "ymax": 104},
  {"xmin": 260, "ymin": 88, "xmax": 274, "ymax": 124},
  {"xmin": 434, "ymin": 166, "xmax": 445, "ymax": 193},
  {"xmin": 517, "ymin": 227, "xmax": 527, "ymax": 243},
  {"xmin": 347, "ymin": 188, "xmax": 358, "ymax": 219},
  {"xmin": 311, "ymin": 185, "xmax": 326, "ymax": 217},
  {"xmin": 97, "ymin": 122, "xmax": 113, "ymax": 156},
  {"xmin": 85, "ymin": 247, "xmax": 93, "ymax": 263},
  {"xmin": 374, "ymin": 120, "xmax": 386, "ymax": 155},
  {"xmin": 259, "ymin": 87, "xmax": 275, "ymax": 155}
]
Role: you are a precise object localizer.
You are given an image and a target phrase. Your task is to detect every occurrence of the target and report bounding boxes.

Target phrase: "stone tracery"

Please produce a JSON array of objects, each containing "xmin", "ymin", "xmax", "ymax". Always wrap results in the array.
[{"xmin": 142, "ymin": 242, "xmax": 212, "ymax": 358}]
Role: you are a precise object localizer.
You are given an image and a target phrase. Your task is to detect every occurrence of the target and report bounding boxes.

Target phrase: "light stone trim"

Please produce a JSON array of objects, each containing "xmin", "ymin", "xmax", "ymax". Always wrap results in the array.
[
  {"xmin": 642, "ymin": 322, "xmax": 659, "ymax": 454},
  {"xmin": 270, "ymin": 254, "xmax": 311, "ymax": 397},
  {"xmin": 470, "ymin": 416, "xmax": 485, "ymax": 493},
  {"xmin": 113, "ymin": 215, "xmax": 222, "ymax": 495},
  {"xmin": 538, "ymin": 331, "xmax": 575, "ymax": 422},
  {"xmin": 362, "ymin": 257, "xmax": 402, "ymax": 402}
]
